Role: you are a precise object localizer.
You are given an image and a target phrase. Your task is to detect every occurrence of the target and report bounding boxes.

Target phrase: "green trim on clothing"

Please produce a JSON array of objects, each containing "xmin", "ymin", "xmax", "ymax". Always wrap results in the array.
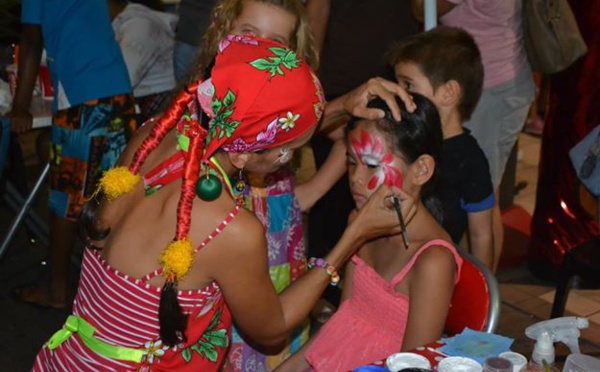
[{"xmin": 48, "ymin": 315, "xmax": 145, "ymax": 363}]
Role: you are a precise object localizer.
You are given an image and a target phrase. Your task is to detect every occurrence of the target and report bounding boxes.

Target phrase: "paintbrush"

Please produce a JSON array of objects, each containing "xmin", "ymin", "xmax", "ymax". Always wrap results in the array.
[{"xmin": 392, "ymin": 195, "xmax": 409, "ymax": 249}]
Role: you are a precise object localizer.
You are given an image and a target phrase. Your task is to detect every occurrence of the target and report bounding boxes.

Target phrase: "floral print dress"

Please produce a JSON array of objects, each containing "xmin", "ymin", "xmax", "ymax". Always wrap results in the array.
[{"xmin": 222, "ymin": 167, "xmax": 310, "ymax": 372}]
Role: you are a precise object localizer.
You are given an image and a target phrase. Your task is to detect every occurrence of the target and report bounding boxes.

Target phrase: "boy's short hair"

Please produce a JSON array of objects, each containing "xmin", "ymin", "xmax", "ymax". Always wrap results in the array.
[{"xmin": 388, "ymin": 26, "xmax": 483, "ymax": 121}]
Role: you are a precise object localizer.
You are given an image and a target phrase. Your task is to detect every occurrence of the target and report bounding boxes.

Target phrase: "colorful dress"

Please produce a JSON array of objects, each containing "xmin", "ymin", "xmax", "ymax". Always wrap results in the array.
[
  {"xmin": 222, "ymin": 168, "xmax": 310, "ymax": 372},
  {"xmin": 33, "ymin": 151, "xmax": 238, "ymax": 371},
  {"xmin": 305, "ymin": 240, "xmax": 463, "ymax": 372}
]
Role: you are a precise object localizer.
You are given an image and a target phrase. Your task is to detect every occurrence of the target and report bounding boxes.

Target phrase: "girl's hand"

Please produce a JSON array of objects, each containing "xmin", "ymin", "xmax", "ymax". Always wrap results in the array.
[
  {"xmin": 342, "ymin": 77, "xmax": 417, "ymax": 121},
  {"xmin": 349, "ymin": 186, "xmax": 416, "ymax": 242}
]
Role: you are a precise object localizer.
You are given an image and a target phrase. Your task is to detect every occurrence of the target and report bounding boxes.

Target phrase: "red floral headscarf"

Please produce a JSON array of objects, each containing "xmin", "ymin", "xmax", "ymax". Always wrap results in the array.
[{"xmin": 184, "ymin": 35, "xmax": 325, "ymax": 160}]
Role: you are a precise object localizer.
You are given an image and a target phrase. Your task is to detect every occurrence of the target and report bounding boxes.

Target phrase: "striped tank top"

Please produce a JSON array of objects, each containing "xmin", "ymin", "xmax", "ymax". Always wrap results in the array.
[{"xmin": 33, "ymin": 151, "xmax": 240, "ymax": 371}]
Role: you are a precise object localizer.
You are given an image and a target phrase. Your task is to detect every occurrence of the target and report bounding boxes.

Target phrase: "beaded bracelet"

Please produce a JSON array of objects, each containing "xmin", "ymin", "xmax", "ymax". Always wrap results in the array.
[{"xmin": 308, "ymin": 257, "xmax": 340, "ymax": 286}]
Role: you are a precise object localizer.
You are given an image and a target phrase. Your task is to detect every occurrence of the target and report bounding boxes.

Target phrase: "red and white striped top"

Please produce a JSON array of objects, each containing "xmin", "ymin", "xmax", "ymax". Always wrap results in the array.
[{"xmin": 33, "ymin": 206, "xmax": 240, "ymax": 372}]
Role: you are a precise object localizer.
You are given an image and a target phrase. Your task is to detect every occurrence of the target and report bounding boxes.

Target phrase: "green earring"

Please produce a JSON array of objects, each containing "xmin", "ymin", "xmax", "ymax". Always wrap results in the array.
[
  {"xmin": 196, "ymin": 164, "xmax": 222, "ymax": 201},
  {"xmin": 234, "ymin": 168, "xmax": 246, "ymax": 193}
]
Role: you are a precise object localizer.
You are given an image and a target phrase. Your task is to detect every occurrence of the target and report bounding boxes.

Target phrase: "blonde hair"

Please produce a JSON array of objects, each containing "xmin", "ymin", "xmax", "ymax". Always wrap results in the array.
[{"xmin": 193, "ymin": 0, "xmax": 318, "ymax": 81}]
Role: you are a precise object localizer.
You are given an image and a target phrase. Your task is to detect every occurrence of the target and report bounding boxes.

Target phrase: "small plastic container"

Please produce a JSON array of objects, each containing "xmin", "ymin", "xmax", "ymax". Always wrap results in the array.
[
  {"xmin": 483, "ymin": 357, "xmax": 513, "ymax": 372},
  {"xmin": 437, "ymin": 357, "xmax": 483, "ymax": 372},
  {"xmin": 563, "ymin": 354, "xmax": 600, "ymax": 372},
  {"xmin": 385, "ymin": 352, "xmax": 431, "ymax": 372},
  {"xmin": 499, "ymin": 352, "xmax": 527, "ymax": 372}
]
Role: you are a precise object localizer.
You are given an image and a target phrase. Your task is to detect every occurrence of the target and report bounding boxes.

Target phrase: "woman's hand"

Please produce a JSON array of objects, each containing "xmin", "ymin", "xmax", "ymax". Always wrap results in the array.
[
  {"xmin": 349, "ymin": 186, "xmax": 417, "ymax": 243},
  {"xmin": 342, "ymin": 77, "xmax": 417, "ymax": 121}
]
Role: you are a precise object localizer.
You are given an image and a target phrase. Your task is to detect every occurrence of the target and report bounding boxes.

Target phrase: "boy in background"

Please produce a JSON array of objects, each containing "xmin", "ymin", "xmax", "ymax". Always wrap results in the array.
[
  {"xmin": 9, "ymin": 0, "xmax": 136, "ymax": 308},
  {"xmin": 388, "ymin": 26, "xmax": 495, "ymax": 268}
]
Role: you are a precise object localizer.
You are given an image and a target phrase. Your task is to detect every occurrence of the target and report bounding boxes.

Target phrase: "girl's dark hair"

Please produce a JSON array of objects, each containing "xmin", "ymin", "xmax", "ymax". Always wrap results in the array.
[{"xmin": 347, "ymin": 93, "xmax": 445, "ymax": 224}]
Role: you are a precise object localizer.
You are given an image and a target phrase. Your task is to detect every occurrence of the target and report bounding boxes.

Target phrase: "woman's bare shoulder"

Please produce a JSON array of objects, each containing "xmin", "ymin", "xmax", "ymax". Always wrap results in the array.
[{"xmin": 191, "ymin": 200, "xmax": 265, "ymax": 249}]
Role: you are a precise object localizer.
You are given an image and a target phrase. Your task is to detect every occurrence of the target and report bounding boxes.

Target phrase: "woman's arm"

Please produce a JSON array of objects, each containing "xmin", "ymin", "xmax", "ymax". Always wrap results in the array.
[
  {"xmin": 295, "ymin": 139, "xmax": 346, "ymax": 211},
  {"xmin": 410, "ymin": 0, "xmax": 457, "ymax": 22},
  {"xmin": 208, "ymin": 185, "xmax": 412, "ymax": 346},
  {"xmin": 401, "ymin": 245, "xmax": 456, "ymax": 351}
]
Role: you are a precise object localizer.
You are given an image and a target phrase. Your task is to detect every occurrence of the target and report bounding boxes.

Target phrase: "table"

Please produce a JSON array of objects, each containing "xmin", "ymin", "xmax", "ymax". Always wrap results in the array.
[
  {"xmin": 31, "ymin": 96, "xmax": 53, "ymax": 128},
  {"xmin": 0, "ymin": 96, "xmax": 52, "ymax": 259}
]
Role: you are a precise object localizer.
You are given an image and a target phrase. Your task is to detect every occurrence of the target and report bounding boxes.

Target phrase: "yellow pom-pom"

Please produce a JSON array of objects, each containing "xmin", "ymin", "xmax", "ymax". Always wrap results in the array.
[
  {"xmin": 100, "ymin": 167, "xmax": 140, "ymax": 201},
  {"xmin": 160, "ymin": 238, "xmax": 194, "ymax": 280}
]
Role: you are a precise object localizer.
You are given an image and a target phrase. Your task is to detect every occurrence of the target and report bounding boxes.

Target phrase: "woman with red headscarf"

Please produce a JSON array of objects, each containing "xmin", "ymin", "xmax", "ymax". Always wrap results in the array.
[{"xmin": 31, "ymin": 36, "xmax": 412, "ymax": 372}]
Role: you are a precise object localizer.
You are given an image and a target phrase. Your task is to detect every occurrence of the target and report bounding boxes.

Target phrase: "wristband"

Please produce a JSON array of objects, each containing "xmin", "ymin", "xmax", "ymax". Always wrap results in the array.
[{"xmin": 308, "ymin": 257, "xmax": 340, "ymax": 286}]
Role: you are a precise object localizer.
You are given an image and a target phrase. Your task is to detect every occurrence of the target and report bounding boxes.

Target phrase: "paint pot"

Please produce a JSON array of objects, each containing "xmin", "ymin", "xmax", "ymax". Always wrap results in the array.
[{"xmin": 386, "ymin": 352, "xmax": 431, "ymax": 372}]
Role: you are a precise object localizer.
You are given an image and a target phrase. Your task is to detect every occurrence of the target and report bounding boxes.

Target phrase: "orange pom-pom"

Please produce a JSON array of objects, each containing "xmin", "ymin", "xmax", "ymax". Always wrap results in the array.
[
  {"xmin": 160, "ymin": 238, "xmax": 194, "ymax": 280},
  {"xmin": 100, "ymin": 167, "xmax": 141, "ymax": 201}
]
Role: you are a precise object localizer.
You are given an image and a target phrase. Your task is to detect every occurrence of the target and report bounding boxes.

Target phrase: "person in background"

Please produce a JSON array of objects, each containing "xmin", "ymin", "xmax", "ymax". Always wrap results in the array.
[
  {"xmin": 389, "ymin": 27, "xmax": 495, "ymax": 268},
  {"xmin": 411, "ymin": 0, "xmax": 535, "ymax": 272},
  {"xmin": 108, "ymin": 0, "xmax": 178, "ymax": 123},
  {"xmin": 276, "ymin": 95, "xmax": 462, "ymax": 372},
  {"xmin": 304, "ymin": 0, "xmax": 420, "ymax": 313},
  {"xmin": 8, "ymin": 0, "xmax": 136, "ymax": 309},
  {"xmin": 173, "ymin": 0, "xmax": 218, "ymax": 83}
]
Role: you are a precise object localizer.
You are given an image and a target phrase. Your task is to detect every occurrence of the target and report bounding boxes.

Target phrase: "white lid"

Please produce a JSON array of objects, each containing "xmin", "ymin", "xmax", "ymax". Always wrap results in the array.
[
  {"xmin": 532, "ymin": 331, "xmax": 555, "ymax": 365},
  {"xmin": 499, "ymin": 352, "xmax": 527, "ymax": 372},
  {"xmin": 385, "ymin": 352, "xmax": 431, "ymax": 372},
  {"xmin": 437, "ymin": 356, "xmax": 483, "ymax": 372}
]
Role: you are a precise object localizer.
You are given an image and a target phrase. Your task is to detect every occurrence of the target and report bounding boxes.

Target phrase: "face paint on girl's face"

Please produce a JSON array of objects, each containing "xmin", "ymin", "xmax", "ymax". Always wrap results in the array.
[{"xmin": 350, "ymin": 128, "xmax": 404, "ymax": 190}]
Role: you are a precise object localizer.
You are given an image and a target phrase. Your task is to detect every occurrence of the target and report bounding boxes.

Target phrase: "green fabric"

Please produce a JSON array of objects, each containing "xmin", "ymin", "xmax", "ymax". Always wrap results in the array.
[
  {"xmin": 178, "ymin": 133, "xmax": 190, "ymax": 152},
  {"xmin": 47, "ymin": 315, "xmax": 145, "ymax": 363},
  {"xmin": 269, "ymin": 264, "xmax": 291, "ymax": 293}
]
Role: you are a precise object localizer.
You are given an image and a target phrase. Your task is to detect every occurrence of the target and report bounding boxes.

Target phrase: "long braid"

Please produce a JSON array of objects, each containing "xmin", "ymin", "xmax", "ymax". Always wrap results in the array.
[
  {"xmin": 130, "ymin": 84, "xmax": 198, "ymax": 174},
  {"xmin": 158, "ymin": 112, "xmax": 206, "ymax": 346},
  {"xmin": 176, "ymin": 122, "xmax": 204, "ymax": 240}
]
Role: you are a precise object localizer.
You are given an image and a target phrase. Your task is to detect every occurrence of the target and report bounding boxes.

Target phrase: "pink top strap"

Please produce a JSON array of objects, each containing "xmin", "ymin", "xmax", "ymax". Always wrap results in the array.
[
  {"xmin": 142, "ymin": 205, "xmax": 241, "ymax": 282},
  {"xmin": 389, "ymin": 239, "xmax": 462, "ymax": 287}
]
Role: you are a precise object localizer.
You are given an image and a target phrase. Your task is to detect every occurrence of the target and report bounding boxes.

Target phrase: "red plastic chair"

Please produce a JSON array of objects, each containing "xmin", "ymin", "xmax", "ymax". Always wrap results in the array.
[{"xmin": 445, "ymin": 245, "xmax": 500, "ymax": 335}]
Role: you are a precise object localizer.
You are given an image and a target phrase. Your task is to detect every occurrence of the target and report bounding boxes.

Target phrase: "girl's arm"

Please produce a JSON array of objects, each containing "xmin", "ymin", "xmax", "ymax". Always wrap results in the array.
[
  {"xmin": 274, "ymin": 260, "xmax": 358, "ymax": 372},
  {"xmin": 208, "ymin": 185, "xmax": 411, "ymax": 346},
  {"xmin": 401, "ymin": 245, "xmax": 457, "ymax": 351},
  {"xmin": 295, "ymin": 139, "xmax": 346, "ymax": 212},
  {"xmin": 410, "ymin": 0, "xmax": 456, "ymax": 22},
  {"xmin": 305, "ymin": 0, "xmax": 331, "ymax": 55}
]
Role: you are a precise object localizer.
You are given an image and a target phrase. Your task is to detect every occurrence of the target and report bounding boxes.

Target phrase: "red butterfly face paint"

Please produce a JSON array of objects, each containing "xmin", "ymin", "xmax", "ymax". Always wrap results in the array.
[{"xmin": 350, "ymin": 128, "xmax": 404, "ymax": 190}]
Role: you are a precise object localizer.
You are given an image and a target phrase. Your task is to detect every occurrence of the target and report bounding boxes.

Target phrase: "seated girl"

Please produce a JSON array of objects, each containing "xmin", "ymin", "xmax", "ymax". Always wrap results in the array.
[{"xmin": 277, "ymin": 94, "xmax": 463, "ymax": 372}]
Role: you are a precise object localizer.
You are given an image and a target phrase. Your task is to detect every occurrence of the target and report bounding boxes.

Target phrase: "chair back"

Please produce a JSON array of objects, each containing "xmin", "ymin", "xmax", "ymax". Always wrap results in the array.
[{"xmin": 445, "ymin": 245, "xmax": 500, "ymax": 335}]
